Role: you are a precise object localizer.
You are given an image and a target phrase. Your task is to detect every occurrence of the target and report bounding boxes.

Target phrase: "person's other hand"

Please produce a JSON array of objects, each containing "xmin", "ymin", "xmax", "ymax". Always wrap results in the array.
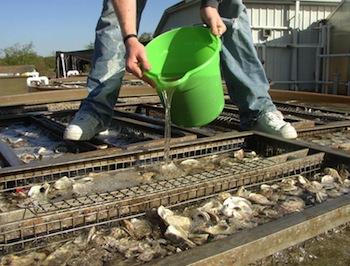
[
  {"xmin": 200, "ymin": 6, "xmax": 226, "ymax": 36},
  {"xmin": 125, "ymin": 37, "xmax": 151, "ymax": 79}
]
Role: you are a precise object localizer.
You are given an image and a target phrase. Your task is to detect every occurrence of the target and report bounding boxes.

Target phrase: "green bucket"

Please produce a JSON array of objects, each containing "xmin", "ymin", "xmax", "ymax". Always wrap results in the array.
[{"xmin": 144, "ymin": 26, "xmax": 224, "ymax": 127}]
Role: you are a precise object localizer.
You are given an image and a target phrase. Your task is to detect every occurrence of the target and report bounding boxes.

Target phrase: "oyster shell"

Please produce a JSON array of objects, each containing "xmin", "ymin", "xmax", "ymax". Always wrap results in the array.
[
  {"xmin": 109, "ymin": 227, "xmax": 128, "ymax": 240},
  {"xmin": 160, "ymin": 162, "xmax": 184, "ymax": 179},
  {"xmin": 179, "ymin": 159, "xmax": 200, "ymax": 170},
  {"xmin": 280, "ymin": 196, "xmax": 305, "ymax": 213},
  {"xmin": 233, "ymin": 149, "xmax": 245, "ymax": 160},
  {"xmin": 188, "ymin": 233, "xmax": 209, "ymax": 245},
  {"xmin": 217, "ymin": 192, "xmax": 232, "ymax": 203},
  {"xmin": 141, "ymin": 172, "xmax": 156, "ymax": 182},
  {"xmin": 324, "ymin": 168, "xmax": 343, "ymax": 183},
  {"xmin": 164, "ymin": 225, "xmax": 196, "ymax": 248},
  {"xmin": 327, "ymin": 189, "xmax": 343, "ymax": 198},
  {"xmin": 248, "ymin": 193, "xmax": 274, "ymax": 206},
  {"xmin": 157, "ymin": 206, "xmax": 191, "ymax": 232},
  {"xmin": 42, "ymin": 241, "xmax": 81, "ymax": 266},
  {"xmin": 47, "ymin": 176, "xmax": 74, "ymax": 200},
  {"xmin": 221, "ymin": 196, "xmax": 253, "ymax": 220},
  {"xmin": 199, "ymin": 220, "xmax": 236, "ymax": 236},
  {"xmin": 1, "ymin": 252, "xmax": 46, "ymax": 266},
  {"xmin": 197, "ymin": 199, "xmax": 223, "ymax": 215},
  {"xmin": 321, "ymin": 175, "xmax": 336, "ymax": 190},
  {"xmin": 122, "ymin": 218, "xmax": 153, "ymax": 240},
  {"xmin": 237, "ymin": 187, "xmax": 274, "ymax": 205},
  {"xmin": 298, "ymin": 176, "xmax": 327, "ymax": 203},
  {"xmin": 28, "ymin": 182, "xmax": 50, "ymax": 202}
]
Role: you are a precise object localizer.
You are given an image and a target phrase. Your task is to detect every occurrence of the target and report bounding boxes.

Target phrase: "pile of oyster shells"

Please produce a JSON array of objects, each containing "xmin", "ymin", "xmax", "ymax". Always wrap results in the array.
[
  {"xmin": 300, "ymin": 129, "xmax": 350, "ymax": 152},
  {"xmin": 10, "ymin": 149, "xmax": 259, "ymax": 209},
  {"xmin": 2, "ymin": 167, "xmax": 349, "ymax": 265}
]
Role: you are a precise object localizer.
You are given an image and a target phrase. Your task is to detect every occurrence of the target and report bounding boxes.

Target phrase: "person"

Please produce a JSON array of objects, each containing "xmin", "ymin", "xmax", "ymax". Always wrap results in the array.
[{"xmin": 64, "ymin": 0, "xmax": 297, "ymax": 141}]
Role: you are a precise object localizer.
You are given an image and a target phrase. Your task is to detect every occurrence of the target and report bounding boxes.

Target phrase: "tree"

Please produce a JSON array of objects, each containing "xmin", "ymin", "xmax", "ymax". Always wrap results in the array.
[
  {"xmin": 1, "ymin": 42, "xmax": 38, "ymax": 65},
  {"xmin": 139, "ymin": 32, "xmax": 153, "ymax": 44},
  {"xmin": 0, "ymin": 43, "xmax": 56, "ymax": 77},
  {"xmin": 85, "ymin": 42, "xmax": 94, "ymax": 50}
]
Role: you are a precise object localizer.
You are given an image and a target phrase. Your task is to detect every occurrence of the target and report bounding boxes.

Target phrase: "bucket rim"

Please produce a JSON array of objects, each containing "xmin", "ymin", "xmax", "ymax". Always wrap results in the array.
[{"xmin": 144, "ymin": 26, "xmax": 221, "ymax": 89}]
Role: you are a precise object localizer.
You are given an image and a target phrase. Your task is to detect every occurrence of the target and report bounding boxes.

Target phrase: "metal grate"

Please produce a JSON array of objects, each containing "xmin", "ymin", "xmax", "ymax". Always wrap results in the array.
[
  {"xmin": 0, "ymin": 151, "xmax": 324, "ymax": 251},
  {"xmin": 274, "ymin": 103, "xmax": 350, "ymax": 123},
  {"xmin": 0, "ymin": 136, "xmax": 245, "ymax": 192}
]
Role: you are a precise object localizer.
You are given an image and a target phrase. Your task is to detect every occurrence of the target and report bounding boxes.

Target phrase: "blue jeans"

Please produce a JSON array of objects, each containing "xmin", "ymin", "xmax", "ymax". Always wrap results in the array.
[{"xmin": 79, "ymin": 0, "xmax": 276, "ymax": 130}]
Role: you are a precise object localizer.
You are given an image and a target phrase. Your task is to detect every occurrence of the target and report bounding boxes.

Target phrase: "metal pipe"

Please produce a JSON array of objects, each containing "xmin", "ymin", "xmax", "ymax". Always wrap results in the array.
[
  {"xmin": 295, "ymin": 0, "xmax": 300, "ymax": 29},
  {"xmin": 270, "ymin": 80, "xmax": 335, "ymax": 85},
  {"xmin": 333, "ymin": 73, "xmax": 340, "ymax": 95},
  {"xmin": 60, "ymin": 53, "xmax": 67, "ymax": 79},
  {"xmin": 315, "ymin": 26, "xmax": 322, "ymax": 93},
  {"xmin": 321, "ymin": 26, "xmax": 327, "ymax": 93},
  {"xmin": 271, "ymin": 80, "xmax": 318, "ymax": 85},
  {"xmin": 319, "ymin": 53, "xmax": 350, "ymax": 58},
  {"xmin": 262, "ymin": 45, "xmax": 267, "ymax": 71},
  {"xmin": 251, "ymin": 26, "xmax": 290, "ymax": 30},
  {"xmin": 326, "ymin": 24, "xmax": 331, "ymax": 93},
  {"xmin": 255, "ymin": 44, "xmax": 321, "ymax": 48},
  {"xmin": 270, "ymin": 80, "xmax": 348, "ymax": 86},
  {"xmin": 291, "ymin": 30, "xmax": 299, "ymax": 91}
]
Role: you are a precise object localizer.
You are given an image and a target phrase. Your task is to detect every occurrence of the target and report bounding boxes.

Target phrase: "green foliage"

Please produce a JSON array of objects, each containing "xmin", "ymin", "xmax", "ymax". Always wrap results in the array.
[
  {"xmin": 0, "ymin": 42, "xmax": 56, "ymax": 77},
  {"xmin": 139, "ymin": 32, "xmax": 153, "ymax": 43},
  {"xmin": 1, "ymin": 43, "xmax": 37, "ymax": 65},
  {"xmin": 85, "ymin": 42, "xmax": 94, "ymax": 50}
]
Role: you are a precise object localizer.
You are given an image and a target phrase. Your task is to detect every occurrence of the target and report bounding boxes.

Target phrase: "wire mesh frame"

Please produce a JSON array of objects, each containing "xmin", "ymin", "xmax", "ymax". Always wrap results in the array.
[
  {"xmin": 0, "ymin": 152, "xmax": 324, "ymax": 251},
  {"xmin": 0, "ymin": 138, "xmax": 245, "ymax": 192},
  {"xmin": 298, "ymin": 127, "xmax": 349, "ymax": 137},
  {"xmin": 275, "ymin": 105, "xmax": 350, "ymax": 122}
]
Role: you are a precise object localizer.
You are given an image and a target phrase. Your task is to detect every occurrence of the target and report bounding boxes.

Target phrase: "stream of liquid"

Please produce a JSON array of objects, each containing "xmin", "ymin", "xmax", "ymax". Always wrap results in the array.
[{"xmin": 161, "ymin": 88, "xmax": 175, "ymax": 165}]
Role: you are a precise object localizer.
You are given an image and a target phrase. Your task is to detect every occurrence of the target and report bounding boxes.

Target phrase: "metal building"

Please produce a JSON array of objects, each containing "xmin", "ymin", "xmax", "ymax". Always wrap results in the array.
[
  {"xmin": 327, "ymin": 0, "xmax": 350, "ymax": 95},
  {"xmin": 155, "ymin": 0, "xmax": 343, "ymax": 92}
]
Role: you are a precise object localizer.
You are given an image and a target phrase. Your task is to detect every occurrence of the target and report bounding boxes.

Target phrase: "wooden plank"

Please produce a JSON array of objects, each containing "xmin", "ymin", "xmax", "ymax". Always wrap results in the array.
[{"xmin": 0, "ymin": 86, "xmax": 157, "ymax": 107}]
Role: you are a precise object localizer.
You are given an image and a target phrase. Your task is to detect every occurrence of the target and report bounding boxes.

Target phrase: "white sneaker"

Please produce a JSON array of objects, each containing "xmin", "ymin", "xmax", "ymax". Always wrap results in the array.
[
  {"xmin": 64, "ymin": 125, "xmax": 83, "ymax": 141},
  {"xmin": 63, "ymin": 111, "xmax": 108, "ymax": 141},
  {"xmin": 253, "ymin": 111, "xmax": 298, "ymax": 139},
  {"xmin": 98, "ymin": 129, "xmax": 109, "ymax": 136},
  {"xmin": 64, "ymin": 126, "xmax": 109, "ymax": 141}
]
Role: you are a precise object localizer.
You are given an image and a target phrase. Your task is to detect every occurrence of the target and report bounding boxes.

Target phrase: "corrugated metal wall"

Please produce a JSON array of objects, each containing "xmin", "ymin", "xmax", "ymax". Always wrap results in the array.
[
  {"xmin": 158, "ymin": 0, "xmax": 340, "ymax": 91},
  {"xmin": 328, "ymin": 0, "xmax": 350, "ymax": 95},
  {"xmin": 247, "ymin": 2, "xmax": 336, "ymax": 90}
]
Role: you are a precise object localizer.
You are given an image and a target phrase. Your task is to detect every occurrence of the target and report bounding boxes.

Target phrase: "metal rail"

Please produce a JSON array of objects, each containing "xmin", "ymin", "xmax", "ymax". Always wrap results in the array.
[
  {"xmin": 297, "ymin": 121, "xmax": 350, "ymax": 137},
  {"xmin": 30, "ymin": 116, "xmax": 104, "ymax": 152},
  {"xmin": 124, "ymin": 103, "xmax": 345, "ymax": 131},
  {"xmin": 0, "ymin": 150, "xmax": 323, "ymax": 250},
  {"xmin": 0, "ymin": 140, "xmax": 23, "ymax": 167}
]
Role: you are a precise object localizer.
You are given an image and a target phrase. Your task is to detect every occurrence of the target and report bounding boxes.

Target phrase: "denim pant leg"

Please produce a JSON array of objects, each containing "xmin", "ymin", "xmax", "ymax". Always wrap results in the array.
[
  {"xmin": 219, "ymin": 0, "xmax": 276, "ymax": 130},
  {"xmin": 79, "ymin": 0, "xmax": 147, "ymax": 128}
]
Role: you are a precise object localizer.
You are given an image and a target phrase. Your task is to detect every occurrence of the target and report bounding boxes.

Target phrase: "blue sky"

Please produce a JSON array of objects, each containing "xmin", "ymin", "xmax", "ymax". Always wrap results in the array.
[{"xmin": 0, "ymin": 0, "xmax": 180, "ymax": 56}]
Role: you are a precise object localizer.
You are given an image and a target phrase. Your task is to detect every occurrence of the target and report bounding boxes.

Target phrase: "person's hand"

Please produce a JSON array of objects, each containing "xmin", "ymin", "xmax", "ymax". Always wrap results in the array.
[
  {"xmin": 125, "ymin": 37, "xmax": 151, "ymax": 79},
  {"xmin": 200, "ymin": 6, "xmax": 227, "ymax": 36}
]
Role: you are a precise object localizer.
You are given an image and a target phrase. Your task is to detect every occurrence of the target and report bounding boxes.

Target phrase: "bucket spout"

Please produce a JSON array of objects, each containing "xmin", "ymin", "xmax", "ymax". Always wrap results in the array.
[{"xmin": 144, "ymin": 72, "xmax": 187, "ymax": 90}]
